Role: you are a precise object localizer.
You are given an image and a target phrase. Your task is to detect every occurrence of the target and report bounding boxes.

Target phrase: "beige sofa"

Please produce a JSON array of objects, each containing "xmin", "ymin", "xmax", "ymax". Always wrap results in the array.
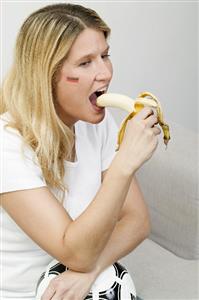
[{"xmin": 120, "ymin": 121, "xmax": 199, "ymax": 299}]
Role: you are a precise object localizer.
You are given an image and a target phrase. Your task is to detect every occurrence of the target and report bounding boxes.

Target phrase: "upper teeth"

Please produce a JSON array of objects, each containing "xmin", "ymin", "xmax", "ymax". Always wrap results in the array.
[{"xmin": 96, "ymin": 89, "xmax": 106, "ymax": 93}]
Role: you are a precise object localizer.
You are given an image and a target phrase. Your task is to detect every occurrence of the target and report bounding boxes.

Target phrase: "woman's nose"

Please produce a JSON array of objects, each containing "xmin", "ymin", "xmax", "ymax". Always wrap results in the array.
[{"xmin": 95, "ymin": 60, "xmax": 113, "ymax": 82}]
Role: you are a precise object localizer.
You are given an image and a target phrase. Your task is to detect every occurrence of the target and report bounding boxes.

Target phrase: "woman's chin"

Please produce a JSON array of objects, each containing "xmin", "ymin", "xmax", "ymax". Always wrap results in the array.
[{"xmin": 88, "ymin": 107, "xmax": 106, "ymax": 124}]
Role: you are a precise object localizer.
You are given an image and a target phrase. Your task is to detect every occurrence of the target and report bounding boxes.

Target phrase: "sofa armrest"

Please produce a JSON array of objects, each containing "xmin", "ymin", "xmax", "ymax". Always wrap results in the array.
[{"xmin": 136, "ymin": 121, "xmax": 199, "ymax": 259}]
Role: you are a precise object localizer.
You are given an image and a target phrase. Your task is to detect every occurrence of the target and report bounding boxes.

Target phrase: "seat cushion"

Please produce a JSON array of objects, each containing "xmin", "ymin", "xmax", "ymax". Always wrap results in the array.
[{"xmin": 121, "ymin": 239, "xmax": 199, "ymax": 299}]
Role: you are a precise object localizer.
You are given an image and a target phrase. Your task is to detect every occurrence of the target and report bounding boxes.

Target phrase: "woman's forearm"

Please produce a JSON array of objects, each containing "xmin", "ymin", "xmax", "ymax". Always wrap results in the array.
[
  {"xmin": 63, "ymin": 155, "xmax": 134, "ymax": 272},
  {"xmin": 92, "ymin": 211, "xmax": 150, "ymax": 277},
  {"xmin": 93, "ymin": 176, "xmax": 151, "ymax": 275}
]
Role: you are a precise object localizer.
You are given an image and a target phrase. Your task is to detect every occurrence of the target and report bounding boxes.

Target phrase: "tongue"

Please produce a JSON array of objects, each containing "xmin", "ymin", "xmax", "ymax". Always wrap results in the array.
[{"xmin": 89, "ymin": 93, "xmax": 98, "ymax": 106}]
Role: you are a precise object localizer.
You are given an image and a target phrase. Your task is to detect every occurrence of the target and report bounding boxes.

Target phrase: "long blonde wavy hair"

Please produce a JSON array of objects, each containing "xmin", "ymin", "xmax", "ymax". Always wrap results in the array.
[{"xmin": 1, "ymin": 3, "xmax": 110, "ymax": 197}]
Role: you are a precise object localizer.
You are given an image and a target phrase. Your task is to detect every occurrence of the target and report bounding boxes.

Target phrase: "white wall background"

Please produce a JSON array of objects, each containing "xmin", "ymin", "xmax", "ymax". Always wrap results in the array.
[{"xmin": 1, "ymin": 0, "xmax": 198, "ymax": 132}]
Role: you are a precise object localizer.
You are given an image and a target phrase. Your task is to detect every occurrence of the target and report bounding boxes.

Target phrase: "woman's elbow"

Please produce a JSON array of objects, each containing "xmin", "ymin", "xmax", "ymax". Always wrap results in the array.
[
  {"xmin": 63, "ymin": 252, "xmax": 97, "ymax": 273},
  {"xmin": 61, "ymin": 240, "xmax": 97, "ymax": 273}
]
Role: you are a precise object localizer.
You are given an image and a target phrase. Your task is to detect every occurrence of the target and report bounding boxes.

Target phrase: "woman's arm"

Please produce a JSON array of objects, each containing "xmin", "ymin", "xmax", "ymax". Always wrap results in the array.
[
  {"xmin": 93, "ymin": 173, "xmax": 150, "ymax": 276},
  {"xmin": 1, "ymin": 108, "xmax": 159, "ymax": 273},
  {"xmin": 40, "ymin": 174, "xmax": 150, "ymax": 300},
  {"xmin": 1, "ymin": 159, "xmax": 131, "ymax": 273}
]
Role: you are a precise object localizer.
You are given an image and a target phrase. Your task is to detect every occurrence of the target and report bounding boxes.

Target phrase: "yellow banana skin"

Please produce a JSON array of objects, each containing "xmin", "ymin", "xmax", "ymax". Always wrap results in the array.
[{"xmin": 96, "ymin": 91, "xmax": 170, "ymax": 150}]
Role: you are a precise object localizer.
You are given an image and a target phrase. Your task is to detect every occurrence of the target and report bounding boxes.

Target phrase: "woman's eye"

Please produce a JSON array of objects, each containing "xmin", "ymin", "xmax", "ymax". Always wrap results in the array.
[
  {"xmin": 79, "ymin": 61, "xmax": 91, "ymax": 67},
  {"xmin": 102, "ymin": 54, "xmax": 111, "ymax": 59}
]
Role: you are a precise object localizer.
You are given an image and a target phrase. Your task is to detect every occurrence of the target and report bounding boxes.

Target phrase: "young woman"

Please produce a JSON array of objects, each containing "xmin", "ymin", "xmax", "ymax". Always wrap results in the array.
[{"xmin": 0, "ymin": 3, "xmax": 160, "ymax": 299}]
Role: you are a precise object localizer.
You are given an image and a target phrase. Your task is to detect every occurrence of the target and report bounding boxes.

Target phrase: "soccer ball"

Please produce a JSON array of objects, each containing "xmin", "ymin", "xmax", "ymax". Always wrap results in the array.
[{"xmin": 36, "ymin": 260, "xmax": 136, "ymax": 300}]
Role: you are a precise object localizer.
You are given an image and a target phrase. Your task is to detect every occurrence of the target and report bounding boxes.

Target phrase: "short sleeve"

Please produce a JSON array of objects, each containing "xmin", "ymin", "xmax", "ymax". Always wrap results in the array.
[
  {"xmin": 101, "ymin": 110, "xmax": 119, "ymax": 171},
  {"xmin": 0, "ymin": 118, "xmax": 46, "ymax": 193}
]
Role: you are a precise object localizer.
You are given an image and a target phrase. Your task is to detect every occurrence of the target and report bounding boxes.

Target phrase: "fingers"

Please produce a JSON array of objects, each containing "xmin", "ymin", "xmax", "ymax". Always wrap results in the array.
[
  {"xmin": 134, "ymin": 106, "xmax": 155, "ymax": 121},
  {"xmin": 144, "ymin": 114, "xmax": 158, "ymax": 128},
  {"xmin": 41, "ymin": 284, "xmax": 56, "ymax": 300},
  {"xmin": 50, "ymin": 296, "xmax": 60, "ymax": 300},
  {"xmin": 151, "ymin": 126, "xmax": 161, "ymax": 136},
  {"xmin": 51, "ymin": 296, "xmax": 63, "ymax": 300},
  {"xmin": 133, "ymin": 107, "xmax": 158, "ymax": 129}
]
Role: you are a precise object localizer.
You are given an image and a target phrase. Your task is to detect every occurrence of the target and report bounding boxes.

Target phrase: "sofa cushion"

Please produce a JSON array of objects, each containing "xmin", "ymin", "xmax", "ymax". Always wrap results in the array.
[
  {"xmin": 136, "ymin": 121, "xmax": 199, "ymax": 259},
  {"xmin": 121, "ymin": 239, "xmax": 199, "ymax": 299}
]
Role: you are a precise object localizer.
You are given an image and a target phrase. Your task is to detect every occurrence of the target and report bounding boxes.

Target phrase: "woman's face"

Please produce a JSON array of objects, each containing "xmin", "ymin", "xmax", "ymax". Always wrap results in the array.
[{"xmin": 54, "ymin": 28, "xmax": 113, "ymax": 128}]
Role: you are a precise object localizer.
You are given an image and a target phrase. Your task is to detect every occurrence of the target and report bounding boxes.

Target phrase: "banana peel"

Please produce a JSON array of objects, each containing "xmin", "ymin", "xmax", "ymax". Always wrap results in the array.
[
  {"xmin": 117, "ymin": 92, "xmax": 170, "ymax": 150},
  {"xmin": 96, "ymin": 91, "xmax": 171, "ymax": 150}
]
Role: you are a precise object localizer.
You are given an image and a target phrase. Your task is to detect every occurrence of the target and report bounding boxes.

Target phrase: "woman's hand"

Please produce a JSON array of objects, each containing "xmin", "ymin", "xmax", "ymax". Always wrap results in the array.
[
  {"xmin": 41, "ymin": 268, "xmax": 98, "ymax": 300},
  {"xmin": 118, "ymin": 107, "xmax": 161, "ymax": 174}
]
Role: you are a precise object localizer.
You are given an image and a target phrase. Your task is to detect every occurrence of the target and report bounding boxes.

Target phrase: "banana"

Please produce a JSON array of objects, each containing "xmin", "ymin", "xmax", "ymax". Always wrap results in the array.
[{"xmin": 96, "ymin": 92, "xmax": 170, "ymax": 150}]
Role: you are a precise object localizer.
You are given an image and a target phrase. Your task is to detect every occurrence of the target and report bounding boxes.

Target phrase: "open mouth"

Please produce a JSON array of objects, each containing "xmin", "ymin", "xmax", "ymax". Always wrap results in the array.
[{"xmin": 89, "ymin": 90, "xmax": 105, "ymax": 107}]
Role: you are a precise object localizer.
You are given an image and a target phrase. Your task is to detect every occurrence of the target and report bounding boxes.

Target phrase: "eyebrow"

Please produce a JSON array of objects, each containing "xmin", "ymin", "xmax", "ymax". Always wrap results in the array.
[{"xmin": 76, "ymin": 45, "xmax": 110, "ymax": 64}]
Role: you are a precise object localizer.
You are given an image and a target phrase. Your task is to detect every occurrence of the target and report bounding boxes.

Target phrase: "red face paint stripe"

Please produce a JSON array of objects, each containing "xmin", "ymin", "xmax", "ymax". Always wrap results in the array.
[{"xmin": 66, "ymin": 77, "xmax": 79, "ymax": 83}]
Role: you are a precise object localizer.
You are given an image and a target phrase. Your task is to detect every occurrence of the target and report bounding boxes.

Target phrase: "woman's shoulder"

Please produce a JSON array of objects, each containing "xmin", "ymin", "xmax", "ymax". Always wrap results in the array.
[{"xmin": 0, "ymin": 112, "xmax": 46, "ymax": 194}]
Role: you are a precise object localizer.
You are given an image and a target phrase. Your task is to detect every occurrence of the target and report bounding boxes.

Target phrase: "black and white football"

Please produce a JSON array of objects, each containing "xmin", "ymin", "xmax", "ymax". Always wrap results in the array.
[{"xmin": 36, "ymin": 259, "xmax": 136, "ymax": 300}]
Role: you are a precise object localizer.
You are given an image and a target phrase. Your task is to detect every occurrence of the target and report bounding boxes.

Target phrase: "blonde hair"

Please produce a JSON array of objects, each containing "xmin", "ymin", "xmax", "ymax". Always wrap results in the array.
[{"xmin": 1, "ymin": 3, "xmax": 110, "ymax": 197}]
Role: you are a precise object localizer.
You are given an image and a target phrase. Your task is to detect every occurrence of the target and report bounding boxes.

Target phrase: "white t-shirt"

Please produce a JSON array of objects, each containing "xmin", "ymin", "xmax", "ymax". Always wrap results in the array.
[{"xmin": 0, "ymin": 110, "xmax": 118, "ymax": 299}]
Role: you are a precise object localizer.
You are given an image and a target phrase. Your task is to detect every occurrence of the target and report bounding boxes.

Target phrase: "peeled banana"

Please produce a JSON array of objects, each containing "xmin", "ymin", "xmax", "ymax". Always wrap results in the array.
[{"xmin": 96, "ymin": 92, "xmax": 170, "ymax": 150}]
